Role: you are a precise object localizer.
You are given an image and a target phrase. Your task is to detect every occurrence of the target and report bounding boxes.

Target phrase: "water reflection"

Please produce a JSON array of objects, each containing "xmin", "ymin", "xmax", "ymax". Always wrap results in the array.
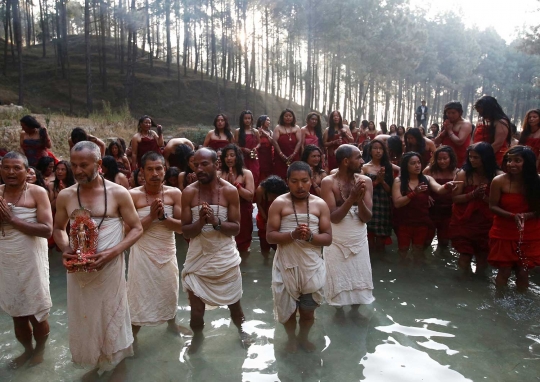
[{"xmin": 0, "ymin": 233, "xmax": 539, "ymax": 381}]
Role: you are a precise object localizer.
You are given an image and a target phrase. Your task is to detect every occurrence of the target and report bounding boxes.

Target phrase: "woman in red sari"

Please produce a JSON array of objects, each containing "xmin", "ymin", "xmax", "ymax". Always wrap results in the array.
[
  {"xmin": 517, "ymin": 109, "xmax": 540, "ymax": 172},
  {"xmin": 301, "ymin": 112, "xmax": 325, "ymax": 166},
  {"xmin": 203, "ymin": 113, "xmax": 235, "ymax": 155},
  {"xmin": 273, "ymin": 109, "xmax": 302, "ymax": 180},
  {"xmin": 235, "ymin": 110, "xmax": 260, "ymax": 187},
  {"xmin": 220, "ymin": 144, "xmax": 255, "ymax": 254},
  {"xmin": 256, "ymin": 115, "xmax": 274, "ymax": 183},
  {"xmin": 489, "ymin": 146, "xmax": 540, "ymax": 292},
  {"xmin": 423, "ymin": 146, "xmax": 459, "ymax": 251},
  {"xmin": 449, "ymin": 142, "xmax": 502, "ymax": 277},
  {"xmin": 392, "ymin": 152, "xmax": 457, "ymax": 265},
  {"xmin": 404, "ymin": 128, "xmax": 436, "ymax": 170},
  {"xmin": 323, "ymin": 111, "xmax": 353, "ymax": 171},
  {"xmin": 131, "ymin": 115, "xmax": 164, "ymax": 169},
  {"xmin": 473, "ymin": 95, "xmax": 511, "ymax": 166}
]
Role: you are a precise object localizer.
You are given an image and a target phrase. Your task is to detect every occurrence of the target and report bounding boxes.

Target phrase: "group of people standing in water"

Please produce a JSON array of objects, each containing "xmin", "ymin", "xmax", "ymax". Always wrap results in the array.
[{"xmin": 1, "ymin": 93, "xmax": 540, "ymax": 379}]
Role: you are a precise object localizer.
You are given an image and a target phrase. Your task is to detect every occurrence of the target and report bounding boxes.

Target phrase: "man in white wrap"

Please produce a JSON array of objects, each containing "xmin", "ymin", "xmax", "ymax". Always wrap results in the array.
[
  {"xmin": 54, "ymin": 141, "xmax": 143, "ymax": 381},
  {"xmin": 0, "ymin": 152, "xmax": 53, "ymax": 369},
  {"xmin": 267, "ymin": 161, "xmax": 332, "ymax": 353},
  {"xmin": 181, "ymin": 148, "xmax": 248, "ymax": 354},
  {"xmin": 321, "ymin": 145, "xmax": 375, "ymax": 318},
  {"xmin": 128, "ymin": 151, "xmax": 191, "ymax": 346}
]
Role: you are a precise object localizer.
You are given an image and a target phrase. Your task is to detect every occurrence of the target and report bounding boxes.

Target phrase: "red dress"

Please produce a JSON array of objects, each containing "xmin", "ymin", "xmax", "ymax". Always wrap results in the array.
[
  {"xmin": 256, "ymin": 197, "xmax": 276, "ymax": 253},
  {"xmin": 393, "ymin": 188, "xmax": 433, "ymax": 250},
  {"xmin": 304, "ymin": 133, "xmax": 320, "ymax": 147},
  {"xmin": 235, "ymin": 184, "xmax": 254, "ymax": 252},
  {"xmin": 488, "ymin": 193, "xmax": 540, "ymax": 268},
  {"xmin": 326, "ymin": 133, "xmax": 350, "ymax": 171},
  {"xmin": 441, "ymin": 134, "xmax": 470, "ymax": 168},
  {"xmin": 258, "ymin": 133, "xmax": 273, "ymax": 182},
  {"xmin": 22, "ymin": 139, "xmax": 49, "ymax": 167},
  {"xmin": 524, "ymin": 136, "xmax": 540, "ymax": 172},
  {"xmin": 207, "ymin": 139, "xmax": 230, "ymax": 152},
  {"xmin": 449, "ymin": 184, "xmax": 493, "ymax": 255},
  {"xmin": 273, "ymin": 134, "xmax": 300, "ymax": 180},
  {"xmin": 473, "ymin": 122, "xmax": 509, "ymax": 166},
  {"xmin": 426, "ymin": 178, "xmax": 454, "ymax": 245},
  {"xmin": 241, "ymin": 134, "xmax": 260, "ymax": 187},
  {"xmin": 136, "ymin": 136, "xmax": 160, "ymax": 168},
  {"xmin": 367, "ymin": 131, "xmax": 378, "ymax": 140}
]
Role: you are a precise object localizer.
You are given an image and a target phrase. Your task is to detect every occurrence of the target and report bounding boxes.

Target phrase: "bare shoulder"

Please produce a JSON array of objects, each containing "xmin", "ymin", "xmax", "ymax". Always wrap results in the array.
[
  {"xmin": 221, "ymin": 180, "xmax": 238, "ymax": 195},
  {"xmin": 355, "ymin": 173, "xmax": 371, "ymax": 183},
  {"xmin": 321, "ymin": 173, "xmax": 335, "ymax": 185},
  {"xmin": 108, "ymin": 179, "xmax": 131, "ymax": 199},
  {"xmin": 495, "ymin": 169, "xmax": 505, "ymax": 176},
  {"xmin": 57, "ymin": 183, "xmax": 77, "ymax": 200},
  {"xmin": 164, "ymin": 185, "xmax": 182, "ymax": 197},
  {"xmin": 273, "ymin": 193, "xmax": 290, "ymax": 207},
  {"xmin": 128, "ymin": 185, "xmax": 143, "ymax": 196},
  {"xmin": 311, "ymin": 194, "xmax": 329, "ymax": 210},
  {"xmin": 28, "ymin": 183, "xmax": 48, "ymax": 198}
]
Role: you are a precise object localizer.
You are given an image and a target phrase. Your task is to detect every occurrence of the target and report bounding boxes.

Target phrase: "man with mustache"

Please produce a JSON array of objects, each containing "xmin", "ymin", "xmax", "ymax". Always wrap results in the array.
[
  {"xmin": 53, "ymin": 141, "xmax": 143, "ymax": 381},
  {"xmin": 180, "ymin": 148, "xmax": 249, "ymax": 354},
  {"xmin": 127, "ymin": 151, "xmax": 192, "ymax": 351}
]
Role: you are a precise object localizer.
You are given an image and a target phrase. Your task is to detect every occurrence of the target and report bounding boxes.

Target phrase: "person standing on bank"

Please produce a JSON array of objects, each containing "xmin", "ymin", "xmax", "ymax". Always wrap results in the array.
[{"xmin": 416, "ymin": 100, "xmax": 428, "ymax": 129}]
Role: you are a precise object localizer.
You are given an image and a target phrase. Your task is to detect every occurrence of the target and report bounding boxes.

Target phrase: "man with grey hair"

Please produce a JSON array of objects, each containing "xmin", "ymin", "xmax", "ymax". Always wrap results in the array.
[
  {"xmin": 0, "ymin": 151, "xmax": 53, "ymax": 368},
  {"xmin": 53, "ymin": 141, "xmax": 143, "ymax": 379}
]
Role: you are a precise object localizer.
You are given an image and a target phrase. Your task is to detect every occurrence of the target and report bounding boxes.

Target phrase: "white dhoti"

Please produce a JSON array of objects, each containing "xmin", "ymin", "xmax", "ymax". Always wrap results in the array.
[
  {"xmin": 323, "ymin": 208, "xmax": 374, "ymax": 306},
  {"xmin": 67, "ymin": 218, "xmax": 133, "ymax": 373},
  {"xmin": 272, "ymin": 214, "xmax": 325, "ymax": 323},
  {"xmin": 128, "ymin": 206, "xmax": 178, "ymax": 326},
  {"xmin": 182, "ymin": 206, "xmax": 242, "ymax": 306},
  {"xmin": 0, "ymin": 207, "xmax": 51, "ymax": 322}
]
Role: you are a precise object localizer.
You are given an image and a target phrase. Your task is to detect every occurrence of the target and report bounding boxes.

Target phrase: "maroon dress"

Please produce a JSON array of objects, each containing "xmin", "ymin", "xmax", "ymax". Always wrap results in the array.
[
  {"xmin": 258, "ymin": 133, "xmax": 273, "ymax": 183},
  {"xmin": 426, "ymin": 177, "xmax": 454, "ymax": 246},
  {"xmin": 136, "ymin": 136, "xmax": 160, "ymax": 168},
  {"xmin": 242, "ymin": 134, "xmax": 260, "ymax": 187},
  {"xmin": 207, "ymin": 139, "xmax": 230, "ymax": 152},
  {"xmin": 235, "ymin": 182, "xmax": 254, "ymax": 252},
  {"xmin": 273, "ymin": 134, "xmax": 300, "ymax": 180}
]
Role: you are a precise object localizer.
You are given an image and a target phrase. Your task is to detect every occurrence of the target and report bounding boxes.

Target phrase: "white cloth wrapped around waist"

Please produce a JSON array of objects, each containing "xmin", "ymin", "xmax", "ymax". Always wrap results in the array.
[
  {"xmin": 128, "ymin": 205, "xmax": 178, "ymax": 326},
  {"xmin": 0, "ymin": 207, "xmax": 51, "ymax": 322},
  {"xmin": 181, "ymin": 205, "xmax": 242, "ymax": 307},
  {"xmin": 67, "ymin": 217, "xmax": 133, "ymax": 373},
  {"xmin": 272, "ymin": 214, "xmax": 325, "ymax": 323},
  {"xmin": 324, "ymin": 209, "xmax": 374, "ymax": 306}
]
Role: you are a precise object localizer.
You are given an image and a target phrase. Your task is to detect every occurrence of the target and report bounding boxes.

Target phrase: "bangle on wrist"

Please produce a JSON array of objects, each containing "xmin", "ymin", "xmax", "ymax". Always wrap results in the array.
[
  {"xmin": 407, "ymin": 191, "xmax": 416, "ymax": 199},
  {"xmin": 290, "ymin": 230, "xmax": 295, "ymax": 241}
]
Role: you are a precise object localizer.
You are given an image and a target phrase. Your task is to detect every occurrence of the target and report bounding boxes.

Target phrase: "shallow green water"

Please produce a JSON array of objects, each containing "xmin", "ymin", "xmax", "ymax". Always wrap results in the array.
[{"xmin": 1, "ymin": 232, "xmax": 539, "ymax": 381}]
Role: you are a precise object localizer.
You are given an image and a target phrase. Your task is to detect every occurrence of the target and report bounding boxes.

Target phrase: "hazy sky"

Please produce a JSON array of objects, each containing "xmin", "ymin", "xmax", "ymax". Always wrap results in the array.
[{"xmin": 409, "ymin": 0, "xmax": 539, "ymax": 43}]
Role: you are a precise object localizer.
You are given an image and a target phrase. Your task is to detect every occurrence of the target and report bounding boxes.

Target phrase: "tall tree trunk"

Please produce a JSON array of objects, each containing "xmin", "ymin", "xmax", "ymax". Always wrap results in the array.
[
  {"xmin": 303, "ymin": 0, "xmax": 313, "ymax": 115},
  {"xmin": 85, "ymin": 0, "xmax": 93, "ymax": 114},
  {"xmin": 13, "ymin": 0, "xmax": 24, "ymax": 103},
  {"xmin": 38, "ymin": 0, "xmax": 46, "ymax": 57},
  {"xmin": 3, "ymin": 0, "xmax": 12, "ymax": 76},
  {"xmin": 119, "ymin": 0, "xmax": 125, "ymax": 74},
  {"xmin": 165, "ymin": 0, "xmax": 171, "ymax": 76},
  {"xmin": 99, "ymin": 0, "xmax": 107, "ymax": 90},
  {"xmin": 145, "ymin": 0, "xmax": 153, "ymax": 73}
]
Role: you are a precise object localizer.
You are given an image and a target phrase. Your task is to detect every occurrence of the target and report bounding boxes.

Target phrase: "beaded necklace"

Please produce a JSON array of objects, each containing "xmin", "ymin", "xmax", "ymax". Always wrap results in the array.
[
  {"xmin": 77, "ymin": 175, "xmax": 107, "ymax": 230},
  {"xmin": 1, "ymin": 182, "xmax": 28, "ymax": 237},
  {"xmin": 291, "ymin": 193, "xmax": 310, "ymax": 228}
]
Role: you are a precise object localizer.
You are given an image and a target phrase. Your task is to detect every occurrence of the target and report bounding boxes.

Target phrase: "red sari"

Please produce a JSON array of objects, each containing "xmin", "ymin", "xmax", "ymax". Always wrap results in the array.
[
  {"xmin": 426, "ymin": 177, "xmax": 454, "ymax": 245},
  {"xmin": 473, "ymin": 122, "xmax": 509, "ymax": 166},
  {"xmin": 489, "ymin": 193, "xmax": 540, "ymax": 268},
  {"xmin": 524, "ymin": 136, "xmax": 540, "ymax": 172},
  {"xmin": 273, "ymin": 134, "xmax": 299, "ymax": 180},
  {"xmin": 241, "ymin": 134, "xmax": 260, "ymax": 187},
  {"xmin": 236, "ymin": 184, "xmax": 253, "ymax": 252},
  {"xmin": 136, "ymin": 136, "xmax": 160, "ymax": 168},
  {"xmin": 256, "ymin": 197, "xmax": 276, "ymax": 253},
  {"xmin": 207, "ymin": 139, "xmax": 230, "ymax": 152},
  {"xmin": 393, "ymin": 188, "xmax": 433, "ymax": 250},
  {"xmin": 449, "ymin": 184, "xmax": 493, "ymax": 255},
  {"xmin": 258, "ymin": 133, "xmax": 273, "ymax": 183}
]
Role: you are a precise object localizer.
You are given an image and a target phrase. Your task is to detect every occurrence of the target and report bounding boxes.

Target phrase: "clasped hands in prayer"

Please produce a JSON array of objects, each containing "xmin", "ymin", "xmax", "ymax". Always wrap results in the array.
[
  {"xmin": 0, "ymin": 197, "xmax": 15, "ymax": 224},
  {"xmin": 149, "ymin": 198, "xmax": 165, "ymax": 220},
  {"xmin": 291, "ymin": 224, "xmax": 312, "ymax": 241},
  {"xmin": 199, "ymin": 202, "xmax": 218, "ymax": 226}
]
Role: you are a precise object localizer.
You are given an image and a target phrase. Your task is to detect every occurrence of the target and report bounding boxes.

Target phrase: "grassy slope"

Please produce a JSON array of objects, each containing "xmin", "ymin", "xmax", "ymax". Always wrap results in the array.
[{"xmin": 0, "ymin": 35, "xmax": 304, "ymax": 127}]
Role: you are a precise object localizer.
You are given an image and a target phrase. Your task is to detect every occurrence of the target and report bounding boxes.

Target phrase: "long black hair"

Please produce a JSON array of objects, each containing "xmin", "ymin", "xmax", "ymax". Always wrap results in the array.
[
  {"xmin": 461, "ymin": 142, "xmax": 499, "ymax": 184},
  {"xmin": 256, "ymin": 115, "xmax": 269, "ymax": 129},
  {"xmin": 306, "ymin": 112, "xmax": 324, "ymax": 149},
  {"xmin": 238, "ymin": 110, "xmax": 254, "ymax": 147},
  {"xmin": 502, "ymin": 145, "xmax": 540, "ymax": 215},
  {"xmin": 174, "ymin": 143, "xmax": 194, "ymax": 172},
  {"xmin": 220, "ymin": 144, "xmax": 244, "ymax": 176},
  {"xmin": 518, "ymin": 109, "xmax": 540, "ymax": 145},
  {"xmin": 328, "ymin": 110, "xmax": 343, "ymax": 139},
  {"xmin": 366, "ymin": 140, "xmax": 394, "ymax": 187},
  {"xmin": 399, "ymin": 152, "xmax": 428, "ymax": 195},
  {"xmin": 428, "ymin": 145, "xmax": 457, "ymax": 174},
  {"xmin": 101, "ymin": 156, "xmax": 120, "ymax": 183},
  {"xmin": 36, "ymin": 156, "xmax": 55, "ymax": 176},
  {"xmin": 387, "ymin": 136, "xmax": 403, "ymax": 160},
  {"xmin": 107, "ymin": 141, "xmax": 125, "ymax": 158},
  {"xmin": 213, "ymin": 113, "xmax": 233, "ymax": 142},
  {"xmin": 278, "ymin": 108, "xmax": 297, "ymax": 127},
  {"xmin": 474, "ymin": 95, "xmax": 511, "ymax": 145},
  {"xmin": 404, "ymin": 128, "xmax": 426, "ymax": 155},
  {"xmin": 181, "ymin": 150, "xmax": 195, "ymax": 189},
  {"xmin": 52, "ymin": 160, "xmax": 75, "ymax": 193},
  {"xmin": 301, "ymin": 144, "xmax": 324, "ymax": 174},
  {"xmin": 28, "ymin": 166, "xmax": 47, "ymax": 189}
]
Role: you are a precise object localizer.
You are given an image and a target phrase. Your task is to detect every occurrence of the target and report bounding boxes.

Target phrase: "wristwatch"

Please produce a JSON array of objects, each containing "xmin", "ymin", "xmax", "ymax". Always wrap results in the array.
[
  {"xmin": 158, "ymin": 213, "xmax": 168, "ymax": 221},
  {"xmin": 307, "ymin": 232, "xmax": 314, "ymax": 243},
  {"xmin": 213, "ymin": 218, "xmax": 222, "ymax": 231}
]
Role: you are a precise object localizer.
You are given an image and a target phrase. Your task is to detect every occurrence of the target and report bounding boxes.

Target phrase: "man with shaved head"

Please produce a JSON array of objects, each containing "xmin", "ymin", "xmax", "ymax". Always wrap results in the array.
[
  {"xmin": 53, "ymin": 141, "xmax": 143, "ymax": 380},
  {"xmin": 181, "ymin": 147, "xmax": 249, "ymax": 353}
]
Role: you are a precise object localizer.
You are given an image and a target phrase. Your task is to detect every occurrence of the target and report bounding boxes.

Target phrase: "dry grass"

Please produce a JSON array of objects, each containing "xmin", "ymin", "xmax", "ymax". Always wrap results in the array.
[{"xmin": 0, "ymin": 103, "xmax": 212, "ymax": 159}]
